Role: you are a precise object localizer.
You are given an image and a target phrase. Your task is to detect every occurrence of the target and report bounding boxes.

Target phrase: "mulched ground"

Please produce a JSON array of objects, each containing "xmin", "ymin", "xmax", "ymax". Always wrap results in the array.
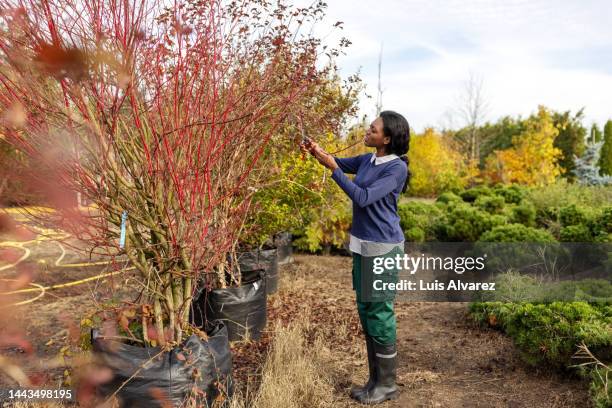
[{"xmin": 278, "ymin": 255, "xmax": 592, "ymax": 408}]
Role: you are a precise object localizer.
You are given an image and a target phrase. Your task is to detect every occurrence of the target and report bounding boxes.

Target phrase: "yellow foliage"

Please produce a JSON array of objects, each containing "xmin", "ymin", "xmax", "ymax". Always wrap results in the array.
[
  {"xmin": 408, "ymin": 128, "xmax": 477, "ymax": 197},
  {"xmin": 483, "ymin": 106, "xmax": 563, "ymax": 186},
  {"xmin": 247, "ymin": 131, "xmax": 352, "ymax": 251},
  {"xmin": 291, "ymin": 132, "xmax": 352, "ymax": 252}
]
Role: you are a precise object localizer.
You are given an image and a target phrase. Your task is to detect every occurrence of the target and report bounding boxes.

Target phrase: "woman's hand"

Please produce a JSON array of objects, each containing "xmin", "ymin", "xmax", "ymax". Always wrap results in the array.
[
  {"xmin": 299, "ymin": 138, "xmax": 313, "ymax": 156},
  {"xmin": 299, "ymin": 139, "xmax": 338, "ymax": 170},
  {"xmin": 311, "ymin": 144, "xmax": 338, "ymax": 170}
]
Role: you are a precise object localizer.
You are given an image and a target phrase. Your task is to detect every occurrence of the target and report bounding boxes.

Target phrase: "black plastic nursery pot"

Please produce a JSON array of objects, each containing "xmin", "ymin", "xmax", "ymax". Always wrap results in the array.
[
  {"xmin": 274, "ymin": 231, "xmax": 293, "ymax": 265},
  {"xmin": 191, "ymin": 274, "xmax": 267, "ymax": 342},
  {"xmin": 236, "ymin": 247, "xmax": 279, "ymax": 294},
  {"xmin": 91, "ymin": 320, "xmax": 233, "ymax": 408}
]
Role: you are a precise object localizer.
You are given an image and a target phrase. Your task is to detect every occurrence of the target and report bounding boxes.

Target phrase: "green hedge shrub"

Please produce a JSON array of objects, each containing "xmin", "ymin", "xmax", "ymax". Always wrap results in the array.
[
  {"xmin": 559, "ymin": 224, "xmax": 593, "ymax": 242},
  {"xmin": 459, "ymin": 186, "xmax": 494, "ymax": 203},
  {"xmin": 469, "ymin": 301, "xmax": 611, "ymax": 366},
  {"xmin": 559, "ymin": 204, "xmax": 590, "ymax": 227},
  {"xmin": 435, "ymin": 191, "xmax": 462, "ymax": 205},
  {"xmin": 535, "ymin": 206, "xmax": 560, "ymax": 228},
  {"xmin": 510, "ymin": 202, "xmax": 537, "ymax": 227},
  {"xmin": 432, "ymin": 186, "xmax": 612, "ymax": 245},
  {"xmin": 434, "ymin": 203, "xmax": 507, "ymax": 242},
  {"xmin": 474, "ymin": 195, "xmax": 505, "ymax": 214},
  {"xmin": 398, "ymin": 202, "xmax": 442, "ymax": 242},
  {"xmin": 469, "ymin": 301, "xmax": 611, "ymax": 407},
  {"xmin": 591, "ymin": 207, "xmax": 612, "ymax": 236},
  {"xmin": 492, "ymin": 184, "xmax": 526, "ymax": 204},
  {"xmin": 593, "ymin": 232, "xmax": 612, "ymax": 244},
  {"xmin": 404, "ymin": 226, "xmax": 425, "ymax": 242},
  {"xmin": 479, "ymin": 223, "xmax": 556, "ymax": 243}
]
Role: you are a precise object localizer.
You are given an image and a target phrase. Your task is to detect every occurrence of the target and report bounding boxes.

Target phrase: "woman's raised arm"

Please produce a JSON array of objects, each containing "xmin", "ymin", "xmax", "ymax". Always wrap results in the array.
[{"xmin": 334, "ymin": 155, "xmax": 368, "ymax": 174}]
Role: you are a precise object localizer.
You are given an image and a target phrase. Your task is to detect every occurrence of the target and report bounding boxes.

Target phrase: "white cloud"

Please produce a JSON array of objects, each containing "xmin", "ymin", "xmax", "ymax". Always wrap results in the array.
[{"xmin": 297, "ymin": 0, "xmax": 612, "ymax": 131}]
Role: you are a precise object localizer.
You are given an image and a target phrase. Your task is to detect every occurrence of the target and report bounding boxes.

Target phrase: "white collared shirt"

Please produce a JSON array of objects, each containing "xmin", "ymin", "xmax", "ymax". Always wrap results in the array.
[
  {"xmin": 370, "ymin": 153, "xmax": 400, "ymax": 166},
  {"xmin": 349, "ymin": 235, "xmax": 404, "ymax": 256}
]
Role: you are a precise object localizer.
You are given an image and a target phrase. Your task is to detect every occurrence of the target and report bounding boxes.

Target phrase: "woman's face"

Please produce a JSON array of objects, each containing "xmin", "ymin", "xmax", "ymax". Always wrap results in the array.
[{"xmin": 364, "ymin": 117, "xmax": 390, "ymax": 150}]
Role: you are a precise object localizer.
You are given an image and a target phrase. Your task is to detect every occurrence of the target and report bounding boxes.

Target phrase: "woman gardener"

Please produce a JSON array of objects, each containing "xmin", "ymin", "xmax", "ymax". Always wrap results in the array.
[{"xmin": 300, "ymin": 110, "xmax": 411, "ymax": 404}]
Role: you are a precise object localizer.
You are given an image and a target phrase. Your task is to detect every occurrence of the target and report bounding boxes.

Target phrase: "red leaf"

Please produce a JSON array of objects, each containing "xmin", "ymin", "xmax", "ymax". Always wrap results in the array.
[{"xmin": 34, "ymin": 43, "xmax": 89, "ymax": 81}]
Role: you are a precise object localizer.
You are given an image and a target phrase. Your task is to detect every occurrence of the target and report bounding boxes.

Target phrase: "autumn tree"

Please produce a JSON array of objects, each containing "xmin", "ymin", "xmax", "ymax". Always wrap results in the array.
[
  {"xmin": 477, "ymin": 116, "xmax": 525, "ymax": 167},
  {"xmin": 408, "ymin": 128, "xmax": 477, "ymax": 197},
  {"xmin": 483, "ymin": 106, "xmax": 563, "ymax": 186},
  {"xmin": 599, "ymin": 120, "xmax": 612, "ymax": 176}
]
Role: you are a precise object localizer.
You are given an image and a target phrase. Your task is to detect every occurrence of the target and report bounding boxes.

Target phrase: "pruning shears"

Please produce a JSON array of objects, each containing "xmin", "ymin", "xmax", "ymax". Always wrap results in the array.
[
  {"xmin": 298, "ymin": 116, "xmax": 313, "ymax": 160},
  {"xmin": 301, "ymin": 128, "xmax": 313, "ymax": 149}
]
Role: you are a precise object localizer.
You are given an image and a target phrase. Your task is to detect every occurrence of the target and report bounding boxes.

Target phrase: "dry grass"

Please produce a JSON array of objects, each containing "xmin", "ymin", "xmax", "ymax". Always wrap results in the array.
[
  {"xmin": 229, "ymin": 319, "xmax": 344, "ymax": 408},
  {"xmin": 252, "ymin": 322, "xmax": 339, "ymax": 408},
  {"xmin": 398, "ymin": 369, "xmax": 441, "ymax": 389}
]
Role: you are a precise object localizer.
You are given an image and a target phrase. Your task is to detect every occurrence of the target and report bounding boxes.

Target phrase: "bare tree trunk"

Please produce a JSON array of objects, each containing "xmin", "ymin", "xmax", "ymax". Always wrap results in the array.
[
  {"xmin": 172, "ymin": 279, "xmax": 183, "ymax": 343},
  {"xmin": 153, "ymin": 297, "xmax": 166, "ymax": 347},
  {"xmin": 375, "ymin": 43, "xmax": 383, "ymax": 117},
  {"xmin": 456, "ymin": 73, "xmax": 488, "ymax": 163},
  {"xmin": 181, "ymin": 277, "xmax": 192, "ymax": 328},
  {"xmin": 165, "ymin": 284, "xmax": 176, "ymax": 343}
]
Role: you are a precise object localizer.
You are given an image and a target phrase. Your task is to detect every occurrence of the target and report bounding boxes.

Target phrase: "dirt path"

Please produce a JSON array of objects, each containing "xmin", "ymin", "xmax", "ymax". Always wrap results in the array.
[{"xmin": 278, "ymin": 255, "xmax": 591, "ymax": 408}]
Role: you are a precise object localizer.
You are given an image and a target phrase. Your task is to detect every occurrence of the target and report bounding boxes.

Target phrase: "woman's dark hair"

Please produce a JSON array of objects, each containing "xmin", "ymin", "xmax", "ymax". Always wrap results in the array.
[{"xmin": 380, "ymin": 110, "xmax": 411, "ymax": 193}]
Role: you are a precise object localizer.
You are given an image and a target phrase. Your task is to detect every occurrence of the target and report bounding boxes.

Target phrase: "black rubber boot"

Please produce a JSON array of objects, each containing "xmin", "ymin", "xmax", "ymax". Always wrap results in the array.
[
  {"xmin": 356, "ymin": 341, "xmax": 399, "ymax": 404},
  {"xmin": 350, "ymin": 335, "xmax": 377, "ymax": 400}
]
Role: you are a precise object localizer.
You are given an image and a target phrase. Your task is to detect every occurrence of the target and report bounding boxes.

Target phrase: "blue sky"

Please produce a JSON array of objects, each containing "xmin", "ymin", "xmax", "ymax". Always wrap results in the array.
[{"xmin": 300, "ymin": 0, "xmax": 612, "ymax": 132}]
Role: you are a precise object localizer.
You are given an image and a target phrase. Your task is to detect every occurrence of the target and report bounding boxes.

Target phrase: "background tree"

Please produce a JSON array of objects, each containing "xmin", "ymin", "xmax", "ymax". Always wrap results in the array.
[
  {"xmin": 599, "ymin": 120, "xmax": 612, "ymax": 176},
  {"xmin": 452, "ymin": 73, "xmax": 489, "ymax": 163},
  {"xmin": 551, "ymin": 109, "xmax": 587, "ymax": 180},
  {"xmin": 483, "ymin": 106, "xmax": 563, "ymax": 186},
  {"xmin": 477, "ymin": 116, "xmax": 525, "ymax": 167},
  {"xmin": 589, "ymin": 123, "xmax": 603, "ymax": 144},
  {"xmin": 408, "ymin": 128, "xmax": 477, "ymax": 197},
  {"xmin": 573, "ymin": 141, "xmax": 612, "ymax": 186},
  {"xmin": 375, "ymin": 43, "xmax": 383, "ymax": 116}
]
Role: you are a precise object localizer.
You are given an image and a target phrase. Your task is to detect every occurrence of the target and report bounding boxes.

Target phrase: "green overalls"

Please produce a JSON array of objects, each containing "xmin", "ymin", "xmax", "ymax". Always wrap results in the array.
[{"xmin": 352, "ymin": 246, "xmax": 402, "ymax": 345}]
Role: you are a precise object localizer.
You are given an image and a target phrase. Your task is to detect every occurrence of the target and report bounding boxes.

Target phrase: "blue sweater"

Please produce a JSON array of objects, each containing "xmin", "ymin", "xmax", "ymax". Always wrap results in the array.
[{"xmin": 331, "ymin": 153, "xmax": 407, "ymax": 243}]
